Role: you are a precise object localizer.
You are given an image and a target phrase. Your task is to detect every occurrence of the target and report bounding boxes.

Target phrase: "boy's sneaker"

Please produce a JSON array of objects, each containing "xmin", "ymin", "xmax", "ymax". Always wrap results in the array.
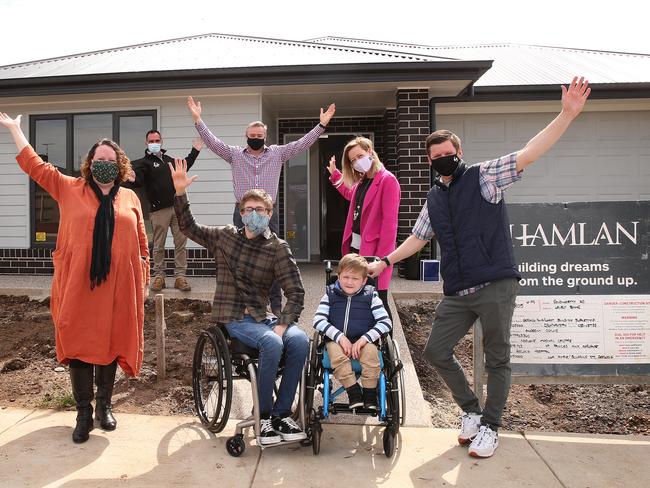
[
  {"xmin": 458, "ymin": 412, "xmax": 482, "ymax": 445},
  {"xmin": 363, "ymin": 387, "xmax": 378, "ymax": 411},
  {"xmin": 259, "ymin": 417, "xmax": 281, "ymax": 445},
  {"xmin": 272, "ymin": 415, "xmax": 307, "ymax": 442},
  {"xmin": 468, "ymin": 424, "xmax": 499, "ymax": 458},
  {"xmin": 346, "ymin": 384, "xmax": 364, "ymax": 409}
]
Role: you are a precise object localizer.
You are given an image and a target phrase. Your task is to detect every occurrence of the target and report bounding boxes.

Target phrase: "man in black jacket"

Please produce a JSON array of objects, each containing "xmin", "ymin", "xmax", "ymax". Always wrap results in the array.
[{"xmin": 127, "ymin": 130, "xmax": 202, "ymax": 292}]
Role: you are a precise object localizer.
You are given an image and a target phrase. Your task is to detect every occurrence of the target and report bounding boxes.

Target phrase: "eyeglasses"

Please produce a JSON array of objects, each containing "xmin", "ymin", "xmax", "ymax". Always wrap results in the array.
[{"xmin": 241, "ymin": 206, "xmax": 269, "ymax": 215}]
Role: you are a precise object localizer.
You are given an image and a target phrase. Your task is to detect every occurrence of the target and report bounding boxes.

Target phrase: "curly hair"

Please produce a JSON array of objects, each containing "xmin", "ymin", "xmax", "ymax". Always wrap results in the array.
[{"xmin": 80, "ymin": 138, "xmax": 132, "ymax": 183}]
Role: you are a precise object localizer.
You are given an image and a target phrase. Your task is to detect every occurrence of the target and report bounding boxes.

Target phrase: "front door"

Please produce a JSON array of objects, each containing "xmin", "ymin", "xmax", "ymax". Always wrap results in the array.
[{"xmin": 319, "ymin": 134, "xmax": 371, "ymax": 260}]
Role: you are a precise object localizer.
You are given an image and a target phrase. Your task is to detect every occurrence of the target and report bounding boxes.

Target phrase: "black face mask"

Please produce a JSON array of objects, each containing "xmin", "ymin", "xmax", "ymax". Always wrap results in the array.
[
  {"xmin": 247, "ymin": 137, "xmax": 265, "ymax": 151},
  {"xmin": 431, "ymin": 154, "xmax": 460, "ymax": 176}
]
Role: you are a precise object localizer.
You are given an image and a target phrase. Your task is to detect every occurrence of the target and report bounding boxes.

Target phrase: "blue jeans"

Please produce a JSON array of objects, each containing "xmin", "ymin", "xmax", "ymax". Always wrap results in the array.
[{"xmin": 225, "ymin": 315, "xmax": 309, "ymax": 418}]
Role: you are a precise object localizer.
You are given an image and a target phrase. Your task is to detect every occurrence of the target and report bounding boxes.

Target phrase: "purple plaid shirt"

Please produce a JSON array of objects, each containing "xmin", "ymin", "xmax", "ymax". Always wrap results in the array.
[
  {"xmin": 196, "ymin": 121, "xmax": 325, "ymax": 202},
  {"xmin": 413, "ymin": 152, "xmax": 521, "ymax": 296}
]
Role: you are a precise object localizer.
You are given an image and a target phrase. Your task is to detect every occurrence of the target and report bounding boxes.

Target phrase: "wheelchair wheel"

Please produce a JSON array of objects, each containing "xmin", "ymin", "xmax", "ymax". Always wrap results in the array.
[
  {"xmin": 383, "ymin": 335, "xmax": 402, "ymax": 433},
  {"xmin": 192, "ymin": 326, "xmax": 233, "ymax": 433},
  {"xmin": 304, "ymin": 331, "xmax": 322, "ymax": 415},
  {"xmin": 226, "ymin": 435, "xmax": 246, "ymax": 457},
  {"xmin": 393, "ymin": 341, "xmax": 407, "ymax": 427},
  {"xmin": 310, "ymin": 409, "xmax": 322, "ymax": 455},
  {"xmin": 383, "ymin": 427, "xmax": 396, "ymax": 458}
]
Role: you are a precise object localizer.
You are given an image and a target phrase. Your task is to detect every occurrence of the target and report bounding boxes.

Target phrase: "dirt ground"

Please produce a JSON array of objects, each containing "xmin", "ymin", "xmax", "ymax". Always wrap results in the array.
[
  {"xmin": 396, "ymin": 299, "xmax": 650, "ymax": 435},
  {"xmin": 1, "ymin": 295, "xmax": 648, "ymax": 435},
  {"xmin": 0, "ymin": 295, "xmax": 210, "ymax": 417}
]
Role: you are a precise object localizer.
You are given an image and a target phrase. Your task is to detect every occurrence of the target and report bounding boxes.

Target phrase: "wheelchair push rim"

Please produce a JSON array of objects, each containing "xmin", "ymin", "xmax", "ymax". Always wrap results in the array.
[{"xmin": 192, "ymin": 326, "xmax": 233, "ymax": 433}]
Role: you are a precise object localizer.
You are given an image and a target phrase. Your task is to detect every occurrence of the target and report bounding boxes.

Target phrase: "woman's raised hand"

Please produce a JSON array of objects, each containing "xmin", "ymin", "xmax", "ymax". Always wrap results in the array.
[
  {"xmin": 168, "ymin": 158, "xmax": 198, "ymax": 196},
  {"xmin": 0, "ymin": 112, "xmax": 22, "ymax": 129},
  {"xmin": 327, "ymin": 156, "xmax": 337, "ymax": 175},
  {"xmin": 0, "ymin": 112, "xmax": 28, "ymax": 151},
  {"xmin": 187, "ymin": 96, "xmax": 202, "ymax": 123}
]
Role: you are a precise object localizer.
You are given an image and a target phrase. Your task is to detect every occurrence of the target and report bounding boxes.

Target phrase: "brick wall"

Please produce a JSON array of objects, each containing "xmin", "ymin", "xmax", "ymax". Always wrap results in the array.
[
  {"xmin": 396, "ymin": 89, "xmax": 430, "ymax": 242},
  {"xmin": 0, "ymin": 248, "xmax": 215, "ymax": 277},
  {"xmin": 396, "ymin": 89, "xmax": 431, "ymax": 260}
]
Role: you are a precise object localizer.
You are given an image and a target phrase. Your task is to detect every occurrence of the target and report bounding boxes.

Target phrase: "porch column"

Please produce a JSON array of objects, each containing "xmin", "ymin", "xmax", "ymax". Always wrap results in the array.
[{"xmin": 396, "ymin": 88, "xmax": 431, "ymax": 254}]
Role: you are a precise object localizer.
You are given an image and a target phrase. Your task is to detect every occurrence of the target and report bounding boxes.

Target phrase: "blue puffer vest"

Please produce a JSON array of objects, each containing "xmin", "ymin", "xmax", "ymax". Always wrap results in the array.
[
  {"xmin": 326, "ymin": 283, "xmax": 376, "ymax": 341},
  {"xmin": 427, "ymin": 162, "xmax": 520, "ymax": 296}
]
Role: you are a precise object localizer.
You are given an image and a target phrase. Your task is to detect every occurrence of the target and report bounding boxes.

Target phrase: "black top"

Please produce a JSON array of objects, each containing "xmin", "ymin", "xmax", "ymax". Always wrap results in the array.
[
  {"xmin": 127, "ymin": 147, "xmax": 200, "ymax": 212},
  {"xmin": 352, "ymin": 177, "xmax": 372, "ymax": 235}
]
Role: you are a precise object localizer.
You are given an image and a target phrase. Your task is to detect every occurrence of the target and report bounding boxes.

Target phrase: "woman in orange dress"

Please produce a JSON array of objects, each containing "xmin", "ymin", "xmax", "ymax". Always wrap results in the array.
[{"xmin": 0, "ymin": 112, "xmax": 149, "ymax": 443}]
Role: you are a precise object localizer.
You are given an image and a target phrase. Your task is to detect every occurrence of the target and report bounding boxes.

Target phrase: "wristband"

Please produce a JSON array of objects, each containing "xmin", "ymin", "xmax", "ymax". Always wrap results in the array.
[
  {"xmin": 318, "ymin": 122, "xmax": 327, "ymax": 129},
  {"xmin": 381, "ymin": 256, "xmax": 391, "ymax": 267}
]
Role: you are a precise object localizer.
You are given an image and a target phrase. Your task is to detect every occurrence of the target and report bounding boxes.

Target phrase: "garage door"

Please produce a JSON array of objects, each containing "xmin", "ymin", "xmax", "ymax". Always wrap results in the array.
[{"xmin": 436, "ymin": 111, "xmax": 650, "ymax": 203}]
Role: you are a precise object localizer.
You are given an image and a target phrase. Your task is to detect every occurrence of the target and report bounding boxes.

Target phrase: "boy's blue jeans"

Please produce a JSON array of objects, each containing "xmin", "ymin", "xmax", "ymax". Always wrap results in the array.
[{"xmin": 225, "ymin": 315, "xmax": 309, "ymax": 418}]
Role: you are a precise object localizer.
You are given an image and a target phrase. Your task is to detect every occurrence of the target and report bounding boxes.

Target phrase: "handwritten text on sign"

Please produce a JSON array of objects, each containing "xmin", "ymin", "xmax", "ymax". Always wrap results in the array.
[{"xmin": 511, "ymin": 295, "xmax": 649, "ymax": 364}]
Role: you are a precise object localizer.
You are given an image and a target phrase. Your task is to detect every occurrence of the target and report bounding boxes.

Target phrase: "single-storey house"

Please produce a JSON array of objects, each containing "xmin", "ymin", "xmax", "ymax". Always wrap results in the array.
[{"xmin": 0, "ymin": 34, "xmax": 649, "ymax": 275}]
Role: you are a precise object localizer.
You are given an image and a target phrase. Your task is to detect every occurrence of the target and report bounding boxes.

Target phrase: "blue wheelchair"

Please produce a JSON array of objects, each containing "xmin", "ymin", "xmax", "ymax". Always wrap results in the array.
[{"xmin": 304, "ymin": 260, "xmax": 406, "ymax": 457}]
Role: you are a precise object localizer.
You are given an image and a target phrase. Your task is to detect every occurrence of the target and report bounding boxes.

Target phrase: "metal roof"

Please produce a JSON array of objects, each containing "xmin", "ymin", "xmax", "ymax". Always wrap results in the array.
[
  {"xmin": 309, "ymin": 37, "xmax": 650, "ymax": 87},
  {"xmin": 0, "ymin": 33, "xmax": 453, "ymax": 80}
]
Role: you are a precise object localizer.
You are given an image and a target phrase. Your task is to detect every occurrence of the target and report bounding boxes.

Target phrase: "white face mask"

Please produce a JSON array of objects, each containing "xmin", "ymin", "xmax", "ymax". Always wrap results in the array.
[
  {"xmin": 147, "ymin": 143, "xmax": 161, "ymax": 154},
  {"xmin": 352, "ymin": 155, "xmax": 373, "ymax": 173}
]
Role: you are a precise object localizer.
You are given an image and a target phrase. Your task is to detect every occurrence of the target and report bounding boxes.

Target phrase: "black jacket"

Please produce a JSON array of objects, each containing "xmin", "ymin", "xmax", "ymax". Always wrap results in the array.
[{"xmin": 128, "ymin": 147, "xmax": 200, "ymax": 212}]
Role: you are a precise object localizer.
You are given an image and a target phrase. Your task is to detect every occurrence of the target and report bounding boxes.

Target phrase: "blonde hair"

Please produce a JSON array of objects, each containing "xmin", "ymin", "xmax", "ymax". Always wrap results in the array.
[
  {"xmin": 338, "ymin": 253, "xmax": 368, "ymax": 279},
  {"xmin": 240, "ymin": 188, "xmax": 273, "ymax": 211},
  {"xmin": 80, "ymin": 138, "xmax": 131, "ymax": 183},
  {"xmin": 339, "ymin": 136, "xmax": 383, "ymax": 187}
]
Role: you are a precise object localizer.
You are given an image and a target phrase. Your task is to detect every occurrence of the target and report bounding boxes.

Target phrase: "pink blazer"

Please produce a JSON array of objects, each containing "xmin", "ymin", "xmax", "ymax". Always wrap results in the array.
[{"xmin": 329, "ymin": 167, "xmax": 400, "ymax": 290}]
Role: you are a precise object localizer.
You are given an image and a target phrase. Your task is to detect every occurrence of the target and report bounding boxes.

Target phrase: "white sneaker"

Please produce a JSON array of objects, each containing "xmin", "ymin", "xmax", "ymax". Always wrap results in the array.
[
  {"xmin": 468, "ymin": 425, "xmax": 499, "ymax": 458},
  {"xmin": 258, "ymin": 418, "xmax": 281, "ymax": 446},
  {"xmin": 458, "ymin": 412, "xmax": 482, "ymax": 445}
]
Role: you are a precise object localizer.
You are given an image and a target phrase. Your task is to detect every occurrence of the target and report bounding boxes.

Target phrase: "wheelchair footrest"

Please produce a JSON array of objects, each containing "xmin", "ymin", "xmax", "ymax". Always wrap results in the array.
[{"xmin": 329, "ymin": 402, "xmax": 379, "ymax": 417}]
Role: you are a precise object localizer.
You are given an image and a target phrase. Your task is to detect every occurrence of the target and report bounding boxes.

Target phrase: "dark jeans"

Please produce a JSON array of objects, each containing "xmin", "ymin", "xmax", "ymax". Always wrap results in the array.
[
  {"xmin": 422, "ymin": 278, "xmax": 518, "ymax": 427},
  {"xmin": 232, "ymin": 203, "xmax": 282, "ymax": 313}
]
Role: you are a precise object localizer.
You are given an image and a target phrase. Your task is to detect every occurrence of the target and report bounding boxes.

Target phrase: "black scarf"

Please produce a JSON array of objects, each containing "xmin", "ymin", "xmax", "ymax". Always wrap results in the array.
[{"xmin": 88, "ymin": 179, "xmax": 119, "ymax": 290}]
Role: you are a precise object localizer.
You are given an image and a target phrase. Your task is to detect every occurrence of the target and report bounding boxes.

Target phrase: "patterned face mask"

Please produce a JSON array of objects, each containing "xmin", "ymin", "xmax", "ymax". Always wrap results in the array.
[
  {"xmin": 241, "ymin": 210, "xmax": 270, "ymax": 236},
  {"xmin": 91, "ymin": 160, "xmax": 119, "ymax": 184}
]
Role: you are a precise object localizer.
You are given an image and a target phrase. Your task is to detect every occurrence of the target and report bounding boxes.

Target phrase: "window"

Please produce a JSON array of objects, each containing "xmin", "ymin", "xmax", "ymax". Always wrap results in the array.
[{"xmin": 29, "ymin": 110, "xmax": 156, "ymax": 246}]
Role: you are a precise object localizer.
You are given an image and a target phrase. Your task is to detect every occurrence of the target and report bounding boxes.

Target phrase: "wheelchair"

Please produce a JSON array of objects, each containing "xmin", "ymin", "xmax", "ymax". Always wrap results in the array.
[
  {"xmin": 303, "ymin": 259, "xmax": 407, "ymax": 457},
  {"xmin": 192, "ymin": 323, "xmax": 307, "ymax": 457}
]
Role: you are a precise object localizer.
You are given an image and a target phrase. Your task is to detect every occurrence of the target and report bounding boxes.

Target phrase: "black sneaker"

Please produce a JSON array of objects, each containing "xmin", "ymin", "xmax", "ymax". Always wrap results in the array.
[
  {"xmin": 346, "ymin": 383, "xmax": 364, "ymax": 409},
  {"xmin": 363, "ymin": 387, "xmax": 378, "ymax": 411},
  {"xmin": 259, "ymin": 417, "xmax": 281, "ymax": 445},
  {"xmin": 271, "ymin": 415, "xmax": 307, "ymax": 442}
]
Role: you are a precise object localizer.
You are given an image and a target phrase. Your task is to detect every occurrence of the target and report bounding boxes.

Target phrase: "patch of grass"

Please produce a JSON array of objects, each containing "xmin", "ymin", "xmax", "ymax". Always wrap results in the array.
[{"xmin": 38, "ymin": 390, "xmax": 75, "ymax": 410}]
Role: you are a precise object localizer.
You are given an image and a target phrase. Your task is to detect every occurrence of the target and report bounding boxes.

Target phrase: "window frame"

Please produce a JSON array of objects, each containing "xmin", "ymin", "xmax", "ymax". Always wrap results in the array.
[{"xmin": 28, "ymin": 110, "xmax": 157, "ymax": 248}]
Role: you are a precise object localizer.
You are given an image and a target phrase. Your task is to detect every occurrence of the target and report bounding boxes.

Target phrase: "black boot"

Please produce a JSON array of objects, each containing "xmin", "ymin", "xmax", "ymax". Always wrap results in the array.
[
  {"xmin": 69, "ymin": 363, "xmax": 94, "ymax": 443},
  {"xmin": 346, "ymin": 383, "xmax": 364, "ymax": 409},
  {"xmin": 363, "ymin": 387, "xmax": 378, "ymax": 411},
  {"xmin": 94, "ymin": 360, "xmax": 117, "ymax": 431}
]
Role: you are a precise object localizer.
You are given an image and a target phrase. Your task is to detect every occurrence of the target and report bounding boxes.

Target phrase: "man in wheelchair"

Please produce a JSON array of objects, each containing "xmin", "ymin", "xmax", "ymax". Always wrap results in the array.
[
  {"xmin": 313, "ymin": 254, "xmax": 392, "ymax": 410},
  {"xmin": 170, "ymin": 159, "xmax": 309, "ymax": 446}
]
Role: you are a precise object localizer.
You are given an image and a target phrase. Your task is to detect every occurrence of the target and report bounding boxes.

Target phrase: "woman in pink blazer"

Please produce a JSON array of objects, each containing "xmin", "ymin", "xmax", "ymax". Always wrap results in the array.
[{"xmin": 328, "ymin": 136, "xmax": 400, "ymax": 319}]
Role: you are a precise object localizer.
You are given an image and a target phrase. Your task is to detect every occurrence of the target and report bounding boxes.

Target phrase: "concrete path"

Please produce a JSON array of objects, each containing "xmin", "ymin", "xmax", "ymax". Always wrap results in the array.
[
  {"xmin": 0, "ymin": 266, "xmax": 440, "ymax": 427},
  {"xmin": 1, "ymin": 407, "xmax": 648, "ymax": 487}
]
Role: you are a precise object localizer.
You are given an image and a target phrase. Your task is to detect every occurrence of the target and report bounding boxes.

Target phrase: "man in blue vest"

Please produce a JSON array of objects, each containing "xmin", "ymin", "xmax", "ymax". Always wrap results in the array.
[{"xmin": 369, "ymin": 77, "xmax": 591, "ymax": 458}]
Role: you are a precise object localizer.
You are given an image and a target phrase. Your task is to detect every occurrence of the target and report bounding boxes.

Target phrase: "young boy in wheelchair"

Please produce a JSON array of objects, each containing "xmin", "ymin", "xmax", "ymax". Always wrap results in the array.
[{"xmin": 313, "ymin": 254, "xmax": 392, "ymax": 410}]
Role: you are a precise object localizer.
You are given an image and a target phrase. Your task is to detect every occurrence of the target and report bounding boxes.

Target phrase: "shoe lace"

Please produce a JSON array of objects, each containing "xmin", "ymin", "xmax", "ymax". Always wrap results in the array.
[
  {"xmin": 473, "ymin": 426, "xmax": 496, "ymax": 448},
  {"xmin": 461, "ymin": 413, "xmax": 479, "ymax": 431},
  {"xmin": 261, "ymin": 418, "xmax": 273, "ymax": 432},
  {"xmin": 281, "ymin": 417, "xmax": 301, "ymax": 430}
]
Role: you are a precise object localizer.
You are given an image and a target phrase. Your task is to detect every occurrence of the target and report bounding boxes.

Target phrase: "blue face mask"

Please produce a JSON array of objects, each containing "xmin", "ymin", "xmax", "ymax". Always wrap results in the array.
[
  {"xmin": 147, "ymin": 143, "xmax": 161, "ymax": 154},
  {"xmin": 241, "ymin": 210, "xmax": 270, "ymax": 236}
]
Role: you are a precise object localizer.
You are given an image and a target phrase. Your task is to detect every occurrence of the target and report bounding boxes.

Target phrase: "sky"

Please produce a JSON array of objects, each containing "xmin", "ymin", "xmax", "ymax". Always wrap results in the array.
[{"xmin": 1, "ymin": 0, "xmax": 649, "ymax": 67}]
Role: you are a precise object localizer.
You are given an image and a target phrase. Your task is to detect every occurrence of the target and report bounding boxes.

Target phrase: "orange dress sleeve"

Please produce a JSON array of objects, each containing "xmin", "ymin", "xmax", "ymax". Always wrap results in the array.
[{"xmin": 15, "ymin": 145, "xmax": 76, "ymax": 201}]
